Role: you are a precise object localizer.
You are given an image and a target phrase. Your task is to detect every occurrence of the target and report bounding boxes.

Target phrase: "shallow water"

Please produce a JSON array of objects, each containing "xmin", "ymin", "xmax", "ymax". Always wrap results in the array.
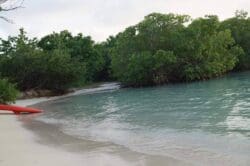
[{"xmin": 38, "ymin": 72, "xmax": 250, "ymax": 165}]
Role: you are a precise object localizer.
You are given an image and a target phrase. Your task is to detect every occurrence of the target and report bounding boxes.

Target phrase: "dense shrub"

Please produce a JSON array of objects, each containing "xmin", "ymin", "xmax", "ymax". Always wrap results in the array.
[
  {"xmin": 0, "ymin": 11, "xmax": 250, "ymax": 90},
  {"xmin": 0, "ymin": 29, "xmax": 93, "ymax": 91},
  {"xmin": 0, "ymin": 79, "xmax": 19, "ymax": 104},
  {"xmin": 220, "ymin": 10, "xmax": 250, "ymax": 70},
  {"xmin": 111, "ymin": 13, "xmax": 244, "ymax": 86}
]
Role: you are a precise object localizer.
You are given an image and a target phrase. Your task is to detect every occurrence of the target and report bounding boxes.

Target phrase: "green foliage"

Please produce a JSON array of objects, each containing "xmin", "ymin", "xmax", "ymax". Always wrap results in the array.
[
  {"xmin": 220, "ymin": 10, "xmax": 250, "ymax": 70},
  {"xmin": 0, "ymin": 29, "xmax": 85, "ymax": 91},
  {"xmin": 153, "ymin": 50, "xmax": 177, "ymax": 84},
  {"xmin": 41, "ymin": 49, "xmax": 85, "ymax": 91},
  {"xmin": 180, "ymin": 16, "xmax": 243, "ymax": 81},
  {"xmin": 111, "ymin": 13, "xmax": 243, "ymax": 86},
  {"xmin": 0, "ymin": 79, "xmax": 19, "ymax": 104},
  {"xmin": 124, "ymin": 50, "xmax": 177, "ymax": 86},
  {"xmin": 126, "ymin": 51, "xmax": 155, "ymax": 86},
  {"xmin": 0, "ymin": 11, "xmax": 250, "ymax": 92},
  {"xmin": 112, "ymin": 13, "xmax": 188, "ymax": 83},
  {"xmin": 38, "ymin": 31, "xmax": 107, "ymax": 82}
]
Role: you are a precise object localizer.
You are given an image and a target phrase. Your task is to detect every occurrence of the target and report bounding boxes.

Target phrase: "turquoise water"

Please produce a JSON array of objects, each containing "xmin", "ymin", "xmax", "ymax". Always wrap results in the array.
[{"xmin": 38, "ymin": 72, "xmax": 250, "ymax": 164}]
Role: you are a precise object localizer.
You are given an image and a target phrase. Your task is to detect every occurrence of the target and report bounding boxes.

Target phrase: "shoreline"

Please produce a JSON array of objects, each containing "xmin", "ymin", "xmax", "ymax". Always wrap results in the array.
[
  {"xmin": 0, "ymin": 83, "xmax": 188, "ymax": 166},
  {"xmin": 21, "ymin": 113, "xmax": 186, "ymax": 166},
  {"xmin": 18, "ymin": 82, "xmax": 108, "ymax": 100}
]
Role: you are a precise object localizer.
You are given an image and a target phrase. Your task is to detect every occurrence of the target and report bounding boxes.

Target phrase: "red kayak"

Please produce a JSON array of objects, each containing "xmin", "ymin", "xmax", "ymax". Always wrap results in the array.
[{"xmin": 0, "ymin": 104, "xmax": 42, "ymax": 114}]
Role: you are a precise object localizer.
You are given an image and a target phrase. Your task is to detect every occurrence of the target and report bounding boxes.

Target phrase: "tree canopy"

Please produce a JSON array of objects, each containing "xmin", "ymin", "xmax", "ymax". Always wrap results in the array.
[
  {"xmin": 220, "ymin": 10, "xmax": 250, "ymax": 70},
  {"xmin": 0, "ymin": 11, "xmax": 250, "ymax": 103},
  {"xmin": 111, "ymin": 13, "xmax": 244, "ymax": 86}
]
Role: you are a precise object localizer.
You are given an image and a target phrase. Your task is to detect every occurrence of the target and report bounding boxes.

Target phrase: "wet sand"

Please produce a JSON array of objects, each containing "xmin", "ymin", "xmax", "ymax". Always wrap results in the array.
[
  {"xmin": 0, "ymin": 84, "xmax": 189, "ymax": 166},
  {"xmin": 20, "ymin": 113, "xmax": 188, "ymax": 166}
]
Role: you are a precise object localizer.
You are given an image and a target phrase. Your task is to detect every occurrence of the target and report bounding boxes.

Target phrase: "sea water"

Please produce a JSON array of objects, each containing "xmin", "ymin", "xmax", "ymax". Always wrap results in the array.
[{"xmin": 38, "ymin": 72, "xmax": 250, "ymax": 165}]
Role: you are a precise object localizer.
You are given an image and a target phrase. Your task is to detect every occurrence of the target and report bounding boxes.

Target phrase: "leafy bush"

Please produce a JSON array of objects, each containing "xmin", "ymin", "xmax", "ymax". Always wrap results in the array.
[
  {"xmin": 111, "ymin": 13, "xmax": 243, "ymax": 86},
  {"xmin": 1, "ymin": 12, "xmax": 249, "ymax": 89},
  {"xmin": 0, "ymin": 79, "xmax": 19, "ymax": 104},
  {"xmin": 0, "ymin": 29, "xmax": 86, "ymax": 92},
  {"xmin": 220, "ymin": 10, "xmax": 250, "ymax": 70},
  {"xmin": 122, "ymin": 50, "xmax": 177, "ymax": 86},
  {"xmin": 42, "ymin": 49, "xmax": 85, "ymax": 91}
]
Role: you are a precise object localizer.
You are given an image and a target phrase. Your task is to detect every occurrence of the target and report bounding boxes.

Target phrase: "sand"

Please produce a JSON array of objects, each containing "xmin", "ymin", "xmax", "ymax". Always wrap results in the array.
[
  {"xmin": 0, "ymin": 94, "xmax": 186, "ymax": 166},
  {"xmin": 0, "ymin": 98, "xmax": 140, "ymax": 166}
]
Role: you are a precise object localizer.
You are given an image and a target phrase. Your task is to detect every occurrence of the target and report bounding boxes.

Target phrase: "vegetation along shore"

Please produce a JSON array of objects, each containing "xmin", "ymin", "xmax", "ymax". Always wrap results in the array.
[{"xmin": 0, "ymin": 10, "xmax": 250, "ymax": 103}]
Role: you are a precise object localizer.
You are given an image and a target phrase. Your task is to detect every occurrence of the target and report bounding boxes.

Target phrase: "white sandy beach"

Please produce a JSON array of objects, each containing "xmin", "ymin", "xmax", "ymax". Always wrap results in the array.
[
  {"xmin": 0, "ymin": 113, "xmax": 184, "ymax": 166},
  {"xmin": 0, "ymin": 85, "xmax": 181, "ymax": 166},
  {"xmin": 0, "ymin": 98, "xmax": 140, "ymax": 166},
  {"xmin": 1, "ymin": 85, "xmax": 246, "ymax": 166},
  {"xmin": 0, "ymin": 84, "xmax": 189, "ymax": 166}
]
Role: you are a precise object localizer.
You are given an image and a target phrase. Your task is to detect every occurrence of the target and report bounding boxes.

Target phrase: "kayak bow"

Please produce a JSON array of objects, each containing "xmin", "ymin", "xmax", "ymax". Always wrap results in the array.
[{"xmin": 0, "ymin": 104, "xmax": 42, "ymax": 114}]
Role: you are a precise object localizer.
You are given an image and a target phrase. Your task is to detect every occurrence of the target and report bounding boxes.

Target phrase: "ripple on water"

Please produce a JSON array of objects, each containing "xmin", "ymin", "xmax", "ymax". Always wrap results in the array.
[{"xmin": 38, "ymin": 73, "xmax": 250, "ymax": 165}]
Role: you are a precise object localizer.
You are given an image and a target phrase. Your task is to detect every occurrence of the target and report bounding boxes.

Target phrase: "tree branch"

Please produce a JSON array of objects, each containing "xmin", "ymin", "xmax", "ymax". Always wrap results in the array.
[
  {"xmin": 0, "ymin": 15, "xmax": 13, "ymax": 23},
  {"xmin": 0, "ymin": 0, "xmax": 24, "ymax": 11},
  {"xmin": 0, "ymin": 0, "xmax": 24, "ymax": 23}
]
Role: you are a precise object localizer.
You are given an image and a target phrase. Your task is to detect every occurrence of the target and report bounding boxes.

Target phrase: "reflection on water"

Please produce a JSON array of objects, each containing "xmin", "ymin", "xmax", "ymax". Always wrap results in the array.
[
  {"xmin": 226, "ymin": 100, "xmax": 250, "ymax": 136},
  {"xmin": 37, "ymin": 72, "xmax": 250, "ymax": 165}
]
